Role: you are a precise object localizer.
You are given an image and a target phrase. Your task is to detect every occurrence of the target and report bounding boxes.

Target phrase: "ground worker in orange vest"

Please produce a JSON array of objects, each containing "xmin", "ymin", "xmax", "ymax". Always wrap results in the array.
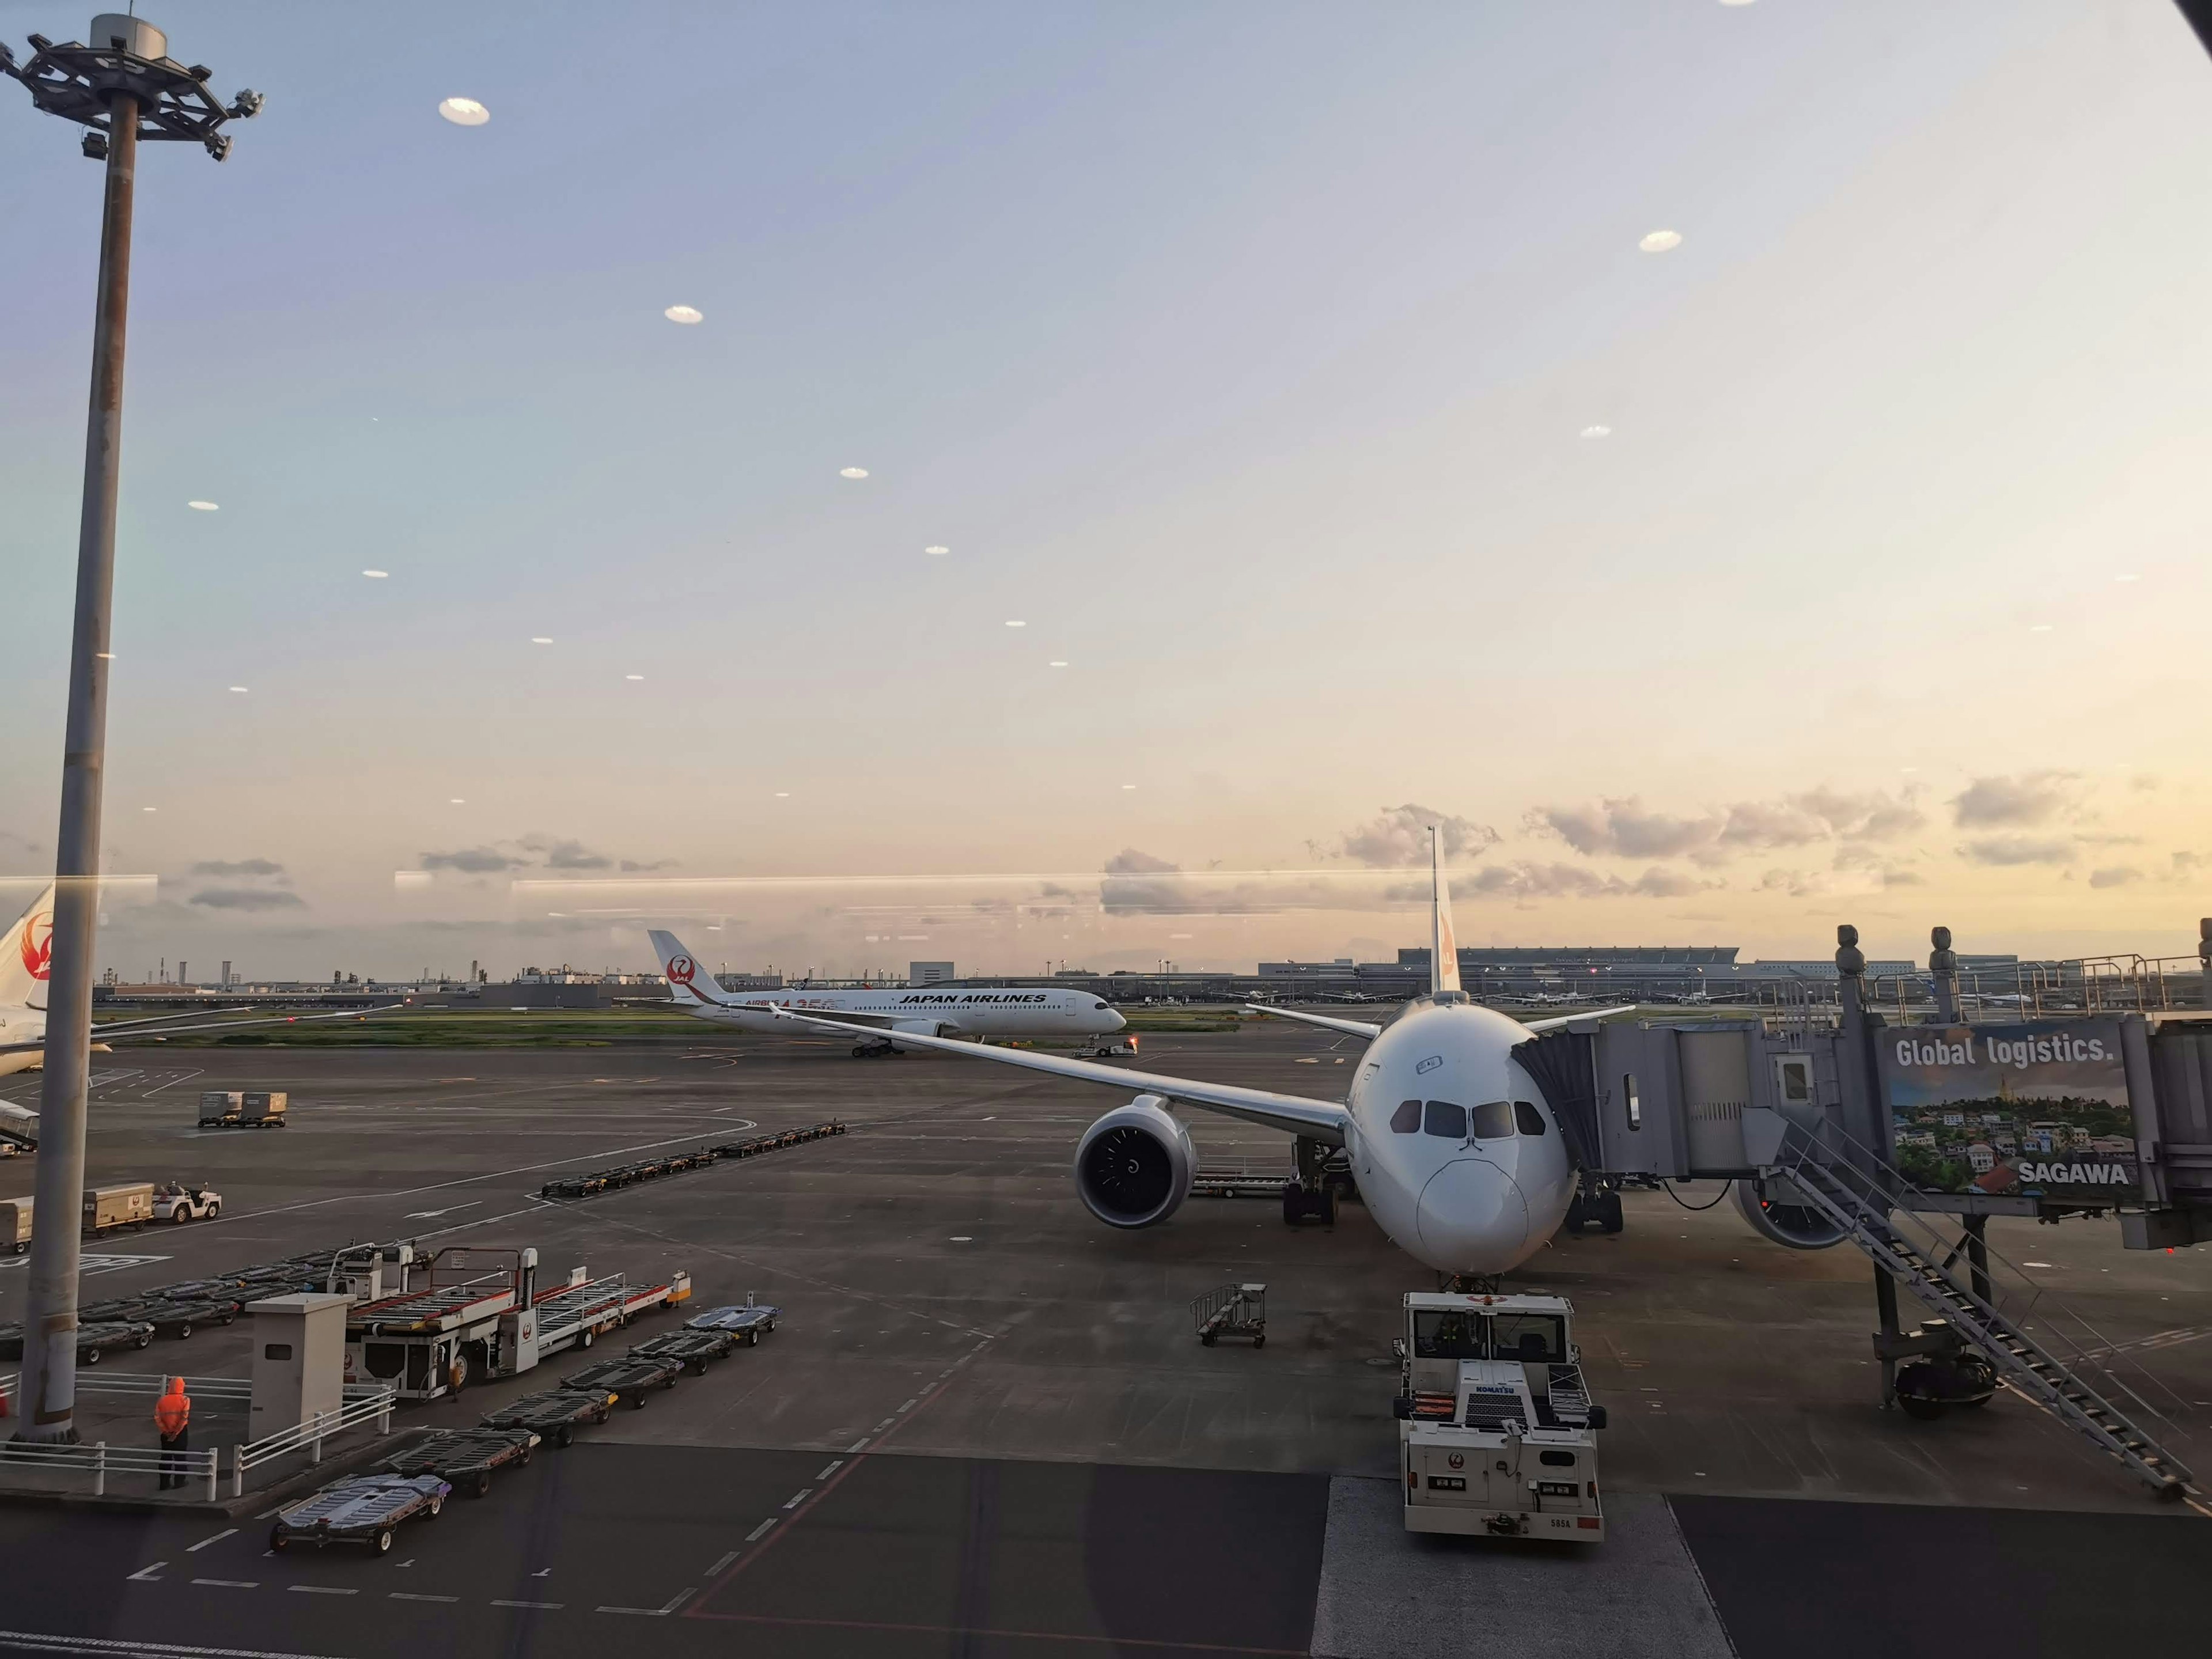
[{"xmin": 154, "ymin": 1374, "xmax": 191, "ymax": 1489}]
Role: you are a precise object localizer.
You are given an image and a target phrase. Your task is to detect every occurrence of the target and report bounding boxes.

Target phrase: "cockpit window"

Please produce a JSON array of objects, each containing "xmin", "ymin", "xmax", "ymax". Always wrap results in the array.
[
  {"xmin": 1468, "ymin": 1100, "xmax": 1514, "ymax": 1139},
  {"xmin": 1390, "ymin": 1099, "xmax": 1422, "ymax": 1134},
  {"xmin": 1422, "ymin": 1100, "xmax": 1467, "ymax": 1138},
  {"xmin": 1513, "ymin": 1100, "xmax": 1547, "ymax": 1136}
]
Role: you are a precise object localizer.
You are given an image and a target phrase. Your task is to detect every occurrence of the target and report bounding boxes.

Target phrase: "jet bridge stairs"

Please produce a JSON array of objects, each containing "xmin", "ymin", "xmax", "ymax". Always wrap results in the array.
[{"xmin": 1772, "ymin": 1123, "xmax": 2198, "ymax": 1502}]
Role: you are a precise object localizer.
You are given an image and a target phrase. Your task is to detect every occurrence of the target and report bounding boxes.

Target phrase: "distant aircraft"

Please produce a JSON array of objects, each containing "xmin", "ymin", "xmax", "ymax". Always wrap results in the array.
[
  {"xmin": 646, "ymin": 929, "xmax": 1126, "ymax": 1057},
  {"xmin": 0, "ymin": 883, "xmax": 402, "ymax": 1077},
  {"xmin": 765, "ymin": 834, "xmax": 1636, "ymax": 1278}
]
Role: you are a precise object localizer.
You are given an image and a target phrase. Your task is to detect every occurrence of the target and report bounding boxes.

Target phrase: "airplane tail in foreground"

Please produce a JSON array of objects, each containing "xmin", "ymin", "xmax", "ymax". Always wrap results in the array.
[
  {"xmin": 647, "ymin": 929, "xmax": 734, "ymax": 1007},
  {"xmin": 0, "ymin": 882, "xmax": 55, "ymax": 1011},
  {"xmin": 1429, "ymin": 831, "xmax": 1461, "ymax": 997}
]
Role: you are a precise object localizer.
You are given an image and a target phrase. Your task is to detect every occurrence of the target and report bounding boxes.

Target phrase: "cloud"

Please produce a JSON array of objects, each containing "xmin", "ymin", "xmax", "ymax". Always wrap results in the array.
[
  {"xmin": 1463, "ymin": 863, "xmax": 1717, "ymax": 900},
  {"xmin": 1531, "ymin": 787, "xmax": 1922, "ymax": 863},
  {"xmin": 190, "ymin": 887, "xmax": 306, "ymax": 911},
  {"xmin": 1949, "ymin": 772, "xmax": 2078, "ymax": 829},
  {"xmin": 619, "ymin": 858, "xmax": 677, "ymax": 873},
  {"xmin": 1334, "ymin": 804, "xmax": 1499, "ymax": 867},
  {"xmin": 2131, "ymin": 774, "xmax": 2161, "ymax": 792},
  {"xmin": 422, "ymin": 846, "xmax": 527, "ymax": 874},
  {"xmin": 191, "ymin": 858, "xmax": 285, "ymax": 878},
  {"xmin": 1959, "ymin": 836, "xmax": 2074, "ymax": 866},
  {"xmin": 2088, "ymin": 866, "xmax": 2143, "ymax": 889},
  {"xmin": 1881, "ymin": 870, "xmax": 1926, "ymax": 888},
  {"xmin": 520, "ymin": 836, "xmax": 612, "ymax": 871}
]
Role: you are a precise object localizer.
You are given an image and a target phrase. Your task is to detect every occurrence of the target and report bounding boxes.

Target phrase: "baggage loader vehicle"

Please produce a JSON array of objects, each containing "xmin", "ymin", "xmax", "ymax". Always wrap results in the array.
[
  {"xmin": 270, "ymin": 1473, "xmax": 450, "ymax": 1555},
  {"xmin": 1394, "ymin": 1291, "xmax": 1608, "ymax": 1542}
]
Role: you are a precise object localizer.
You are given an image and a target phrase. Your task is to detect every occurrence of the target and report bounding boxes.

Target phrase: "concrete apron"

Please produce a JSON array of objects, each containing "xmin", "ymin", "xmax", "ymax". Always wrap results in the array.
[{"xmin": 1311, "ymin": 1476, "xmax": 1738, "ymax": 1659}]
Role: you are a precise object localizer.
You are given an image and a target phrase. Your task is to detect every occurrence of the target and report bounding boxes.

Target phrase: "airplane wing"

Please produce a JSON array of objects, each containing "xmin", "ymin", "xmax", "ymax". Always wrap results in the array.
[
  {"xmin": 1518, "ymin": 1005, "xmax": 1638, "ymax": 1034},
  {"xmin": 770, "ymin": 1005, "xmax": 939, "ymax": 1035},
  {"xmin": 766, "ymin": 1005, "xmax": 1351, "ymax": 1143},
  {"xmin": 0, "ymin": 1003, "xmax": 410, "ymax": 1055},
  {"xmin": 1244, "ymin": 1005, "xmax": 1381, "ymax": 1040}
]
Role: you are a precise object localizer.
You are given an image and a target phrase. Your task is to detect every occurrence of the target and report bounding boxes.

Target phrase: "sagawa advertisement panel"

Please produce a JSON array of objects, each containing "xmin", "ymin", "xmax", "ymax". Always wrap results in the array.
[{"xmin": 1877, "ymin": 1021, "xmax": 2137, "ymax": 1198}]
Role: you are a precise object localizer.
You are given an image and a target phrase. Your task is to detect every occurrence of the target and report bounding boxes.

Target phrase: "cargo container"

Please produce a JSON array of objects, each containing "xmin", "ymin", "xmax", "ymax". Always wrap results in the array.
[
  {"xmin": 200, "ymin": 1089, "xmax": 287, "ymax": 1129},
  {"xmin": 84, "ymin": 1182, "xmax": 154, "ymax": 1233},
  {"xmin": 1, "ymin": 1197, "xmax": 29, "ymax": 1255}
]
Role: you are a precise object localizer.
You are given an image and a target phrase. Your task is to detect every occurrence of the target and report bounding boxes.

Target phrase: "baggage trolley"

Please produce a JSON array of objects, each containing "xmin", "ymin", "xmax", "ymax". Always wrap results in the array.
[
  {"xmin": 380, "ymin": 1427, "xmax": 538, "ymax": 1498},
  {"xmin": 1191, "ymin": 1283, "xmax": 1267, "ymax": 1349},
  {"xmin": 480, "ymin": 1388, "xmax": 618, "ymax": 1448},
  {"xmin": 271, "ymin": 1473, "xmax": 450, "ymax": 1555}
]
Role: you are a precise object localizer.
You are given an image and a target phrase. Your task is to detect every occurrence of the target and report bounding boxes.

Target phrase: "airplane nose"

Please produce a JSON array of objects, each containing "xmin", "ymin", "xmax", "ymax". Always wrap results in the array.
[
  {"xmin": 1415, "ymin": 1158, "xmax": 1529, "ymax": 1270},
  {"xmin": 1108, "ymin": 1010, "xmax": 1127, "ymax": 1031}
]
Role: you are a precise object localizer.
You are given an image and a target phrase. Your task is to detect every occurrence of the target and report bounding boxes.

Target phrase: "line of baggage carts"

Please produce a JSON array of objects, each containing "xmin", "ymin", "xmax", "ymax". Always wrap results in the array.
[
  {"xmin": 0, "ymin": 1240, "xmax": 408, "ymax": 1365},
  {"xmin": 538, "ymin": 1120, "xmax": 845, "ymax": 1201},
  {"xmin": 268, "ymin": 1299, "xmax": 781, "ymax": 1555}
]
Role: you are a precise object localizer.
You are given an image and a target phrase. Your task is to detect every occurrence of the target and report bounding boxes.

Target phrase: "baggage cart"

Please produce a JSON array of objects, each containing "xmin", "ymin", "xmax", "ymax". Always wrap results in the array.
[
  {"xmin": 2, "ymin": 1319, "xmax": 157, "ymax": 1362},
  {"xmin": 83, "ymin": 1183, "xmax": 154, "ymax": 1234},
  {"xmin": 479, "ymin": 1388, "xmax": 618, "ymax": 1448},
  {"xmin": 630, "ymin": 1328, "xmax": 737, "ymax": 1373},
  {"xmin": 270, "ymin": 1472, "xmax": 449, "ymax": 1555},
  {"xmin": 79, "ymin": 1295, "xmax": 238, "ymax": 1339},
  {"xmin": 1192, "ymin": 1283, "xmax": 1267, "ymax": 1348},
  {"xmin": 561, "ymin": 1354, "xmax": 681, "ymax": 1408},
  {"xmin": 0, "ymin": 1198, "xmax": 28, "ymax": 1256},
  {"xmin": 685, "ymin": 1297, "xmax": 780, "ymax": 1345},
  {"xmin": 380, "ymin": 1427, "xmax": 538, "ymax": 1498}
]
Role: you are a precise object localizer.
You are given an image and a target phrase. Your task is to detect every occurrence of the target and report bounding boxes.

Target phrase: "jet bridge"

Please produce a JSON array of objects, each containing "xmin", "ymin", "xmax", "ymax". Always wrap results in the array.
[{"xmin": 1513, "ymin": 922, "xmax": 2212, "ymax": 1502}]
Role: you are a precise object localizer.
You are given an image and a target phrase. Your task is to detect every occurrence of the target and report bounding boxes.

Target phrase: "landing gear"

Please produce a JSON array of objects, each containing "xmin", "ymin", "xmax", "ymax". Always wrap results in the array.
[
  {"xmin": 851, "ymin": 1040, "xmax": 896, "ymax": 1059},
  {"xmin": 1895, "ymin": 1353, "xmax": 1997, "ymax": 1420},
  {"xmin": 1561, "ymin": 1183, "xmax": 1624, "ymax": 1236},
  {"xmin": 1281, "ymin": 1137, "xmax": 1346, "ymax": 1226}
]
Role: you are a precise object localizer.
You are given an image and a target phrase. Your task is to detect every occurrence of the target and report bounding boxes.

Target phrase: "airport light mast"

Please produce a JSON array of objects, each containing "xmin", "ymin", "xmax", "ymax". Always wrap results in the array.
[{"xmin": 2, "ymin": 13, "xmax": 258, "ymax": 1444}]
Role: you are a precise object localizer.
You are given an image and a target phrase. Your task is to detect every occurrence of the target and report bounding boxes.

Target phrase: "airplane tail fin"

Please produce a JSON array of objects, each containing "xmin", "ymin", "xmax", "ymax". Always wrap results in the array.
[
  {"xmin": 647, "ymin": 929, "xmax": 733, "ymax": 1007},
  {"xmin": 0, "ymin": 882, "xmax": 56, "ymax": 1010},
  {"xmin": 1429, "ymin": 830, "xmax": 1461, "ymax": 996}
]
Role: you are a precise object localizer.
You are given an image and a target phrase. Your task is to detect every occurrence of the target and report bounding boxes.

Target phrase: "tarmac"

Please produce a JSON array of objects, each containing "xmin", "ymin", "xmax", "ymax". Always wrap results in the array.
[{"xmin": 0, "ymin": 1024, "xmax": 2207, "ymax": 1655}]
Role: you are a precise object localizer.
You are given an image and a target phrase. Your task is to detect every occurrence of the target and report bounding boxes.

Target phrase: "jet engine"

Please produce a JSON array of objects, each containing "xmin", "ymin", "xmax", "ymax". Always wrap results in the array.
[
  {"xmin": 1734, "ymin": 1176, "xmax": 1847, "ymax": 1250},
  {"xmin": 1073, "ymin": 1094, "xmax": 1194, "ymax": 1229}
]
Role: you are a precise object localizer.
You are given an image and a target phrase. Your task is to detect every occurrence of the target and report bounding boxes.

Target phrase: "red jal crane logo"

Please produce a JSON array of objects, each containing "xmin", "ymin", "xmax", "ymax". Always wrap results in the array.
[
  {"xmin": 665, "ymin": 955, "xmax": 696, "ymax": 986},
  {"xmin": 19, "ymin": 910, "xmax": 52, "ymax": 983}
]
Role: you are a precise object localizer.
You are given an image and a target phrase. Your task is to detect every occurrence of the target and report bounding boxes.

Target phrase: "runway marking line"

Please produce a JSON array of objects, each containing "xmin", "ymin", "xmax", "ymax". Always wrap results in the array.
[
  {"xmin": 190, "ymin": 1580, "xmax": 257, "ymax": 1589},
  {"xmin": 688, "ymin": 1337, "xmax": 993, "ymax": 1617},
  {"xmin": 286, "ymin": 1588, "xmax": 354, "ymax": 1597},
  {"xmin": 126, "ymin": 1563, "xmax": 165, "ymax": 1582},
  {"xmin": 847, "ymin": 1437, "xmax": 870, "ymax": 1452},
  {"xmin": 782, "ymin": 1489, "xmax": 812, "ymax": 1509},
  {"xmin": 706, "ymin": 1551, "xmax": 738, "ymax": 1575},
  {"xmin": 0, "ymin": 1632, "xmax": 354, "ymax": 1659},
  {"xmin": 744, "ymin": 1520, "xmax": 775, "ymax": 1541},
  {"xmin": 387, "ymin": 1593, "xmax": 457, "ymax": 1603},
  {"xmin": 815, "ymin": 1460, "xmax": 843, "ymax": 1481},
  {"xmin": 186, "ymin": 1529, "xmax": 236, "ymax": 1553},
  {"xmin": 489, "ymin": 1600, "xmax": 561, "ymax": 1610}
]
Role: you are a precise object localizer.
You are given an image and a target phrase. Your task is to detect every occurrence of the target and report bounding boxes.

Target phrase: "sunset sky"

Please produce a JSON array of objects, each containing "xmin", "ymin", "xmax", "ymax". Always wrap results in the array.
[{"xmin": 5, "ymin": 1, "xmax": 2212, "ymax": 982}]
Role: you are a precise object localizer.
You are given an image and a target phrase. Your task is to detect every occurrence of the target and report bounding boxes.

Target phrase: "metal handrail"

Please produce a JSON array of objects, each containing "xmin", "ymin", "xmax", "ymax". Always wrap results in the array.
[
  {"xmin": 230, "ymin": 1386, "xmax": 395, "ymax": 1497},
  {"xmin": 0, "ymin": 1438, "xmax": 219, "ymax": 1500}
]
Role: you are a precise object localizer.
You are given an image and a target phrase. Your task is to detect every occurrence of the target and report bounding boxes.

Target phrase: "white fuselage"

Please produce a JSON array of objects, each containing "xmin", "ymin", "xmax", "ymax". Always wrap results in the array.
[
  {"xmin": 0, "ymin": 1010, "xmax": 41, "ymax": 1077},
  {"xmin": 1340, "ymin": 999, "xmax": 1578, "ymax": 1277},
  {"xmin": 684, "ymin": 986, "xmax": 1126, "ymax": 1040}
]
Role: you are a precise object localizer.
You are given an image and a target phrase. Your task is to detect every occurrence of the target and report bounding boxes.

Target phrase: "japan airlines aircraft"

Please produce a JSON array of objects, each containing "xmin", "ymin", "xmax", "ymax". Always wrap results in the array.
[
  {"xmin": 765, "ymin": 835, "xmax": 1631, "ymax": 1279},
  {"xmin": 647, "ymin": 929, "xmax": 1126, "ymax": 1054},
  {"xmin": 0, "ymin": 883, "xmax": 403, "ymax": 1076}
]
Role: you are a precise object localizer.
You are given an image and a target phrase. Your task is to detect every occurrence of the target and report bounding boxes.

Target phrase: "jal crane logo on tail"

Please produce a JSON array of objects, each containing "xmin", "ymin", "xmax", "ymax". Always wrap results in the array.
[
  {"xmin": 665, "ymin": 955, "xmax": 697, "ymax": 987},
  {"xmin": 18, "ymin": 910, "xmax": 52, "ymax": 982}
]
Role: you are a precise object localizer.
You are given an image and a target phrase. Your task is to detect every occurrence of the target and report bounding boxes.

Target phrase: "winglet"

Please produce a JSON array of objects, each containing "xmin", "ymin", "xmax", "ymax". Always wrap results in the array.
[
  {"xmin": 1430, "ymin": 828, "xmax": 1460, "ymax": 996},
  {"xmin": 647, "ymin": 929, "xmax": 733, "ymax": 1007}
]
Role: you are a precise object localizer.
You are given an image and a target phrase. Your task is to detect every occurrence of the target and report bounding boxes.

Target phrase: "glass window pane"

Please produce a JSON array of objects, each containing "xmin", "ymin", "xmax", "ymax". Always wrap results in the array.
[
  {"xmin": 1423, "ymin": 1100, "xmax": 1467, "ymax": 1138},
  {"xmin": 1487, "ymin": 1313, "xmax": 1566, "ymax": 1363},
  {"xmin": 1469, "ymin": 1100, "xmax": 1514, "ymax": 1139},
  {"xmin": 1513, "ymin": 1100, "xmax": 1547, "ymax": 1136},
  {"xmin": 1391, "ymin": 1099, "xmax": 1422, "ymax": 1133},
  {"xmin": 1412, "ymin": 1310, "xmax": 1482, "ymax": 1359}
]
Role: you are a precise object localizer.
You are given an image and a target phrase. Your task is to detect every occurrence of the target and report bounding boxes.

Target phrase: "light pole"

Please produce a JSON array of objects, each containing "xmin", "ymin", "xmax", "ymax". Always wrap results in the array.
[{"xmin": 2, "ymin": 14, "xmax": 257, "ymax": 1444}]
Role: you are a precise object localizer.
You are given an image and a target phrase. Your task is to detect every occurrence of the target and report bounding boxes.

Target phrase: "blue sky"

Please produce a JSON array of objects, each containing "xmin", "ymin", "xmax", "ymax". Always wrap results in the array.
[{"xmin": 5, "ymin": 2, "xmax": 2212, "ymax": 980}]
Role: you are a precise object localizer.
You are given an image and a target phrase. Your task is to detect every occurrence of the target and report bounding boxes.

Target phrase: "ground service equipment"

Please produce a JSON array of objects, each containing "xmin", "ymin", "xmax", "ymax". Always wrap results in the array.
[
  {"xmin": 151, "ymin": 1183, "xmax": 221, "ymax": 1223},
  {"xmin": 1395, "ymin": 1291, "xmax": 1607, "ymax": 1542},
  {"xmin": 1192, "ymin": 1283, "xmax": 1267, "ymax": 1348},
  {"xmin": 0, "ymin": 1198, "xmax": 28, "ymax": 1255},
  {"xmin": 199, "ymin": 1090, "xmax": 287, "ymax": 1128},
  {"xmin": 270, "ymin": 1473, "xmax": 449, "ymax": 1555},
  {"xmin": 381, "ymin": 1427, "xmax": 537, "ymax": 1498},
  {"xmin": 562, "ymin": 1354, "xmax": 683, "ymax": 1407},
  {"xmin": 0, "ymin": 1319, "xmax": 154, "ymax": 1363},
  {"xmin": 82, "ymin": 1183, "xmax": 154, "ymax": 1233},
  {"xmin": 684, "ymin": 1298, "xmax": 780, "ymax": 1345},
  {"xmin": 630, "ymin": 1328, "xmax": 737, "ymax": 1373},
  {"xmin": 343, "ymin": 1247, "xmax": 691, "ymax": 1400},
  {"xmin": 479, "ymin": 1388, "xmax": 618, "ymax": 1447}
]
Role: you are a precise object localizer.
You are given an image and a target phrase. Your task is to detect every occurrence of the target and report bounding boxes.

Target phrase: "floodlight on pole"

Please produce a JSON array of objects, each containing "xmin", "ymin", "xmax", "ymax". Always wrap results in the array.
[{"xmin": 1, "ymin": 13, "xmax": 257, "ymax": 1446}]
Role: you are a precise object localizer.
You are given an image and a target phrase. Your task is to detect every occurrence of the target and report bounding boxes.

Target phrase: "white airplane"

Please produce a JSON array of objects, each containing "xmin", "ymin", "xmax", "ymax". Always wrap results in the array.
[
  {"xmin": 0, "ymin": 882, "xmax": 405, "ymax": 1077},
  {"xmin": 764, "ymin": 834, "xmax": 1632, "ymax": 1279},
  {"xmin": 646, "ymin": 929, "xmax": 1127, "ymax": 1056}
]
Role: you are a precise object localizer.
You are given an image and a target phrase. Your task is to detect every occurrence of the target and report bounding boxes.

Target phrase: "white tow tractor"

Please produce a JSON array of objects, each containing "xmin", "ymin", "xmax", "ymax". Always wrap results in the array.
[
  {"xmin": 153, "ymin": 1182, "xmax": 222, "ymax": 1223},
  {"xmin": 1394, "ymin": 1290, "xmax": 1607, "ymax": 1542}
]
